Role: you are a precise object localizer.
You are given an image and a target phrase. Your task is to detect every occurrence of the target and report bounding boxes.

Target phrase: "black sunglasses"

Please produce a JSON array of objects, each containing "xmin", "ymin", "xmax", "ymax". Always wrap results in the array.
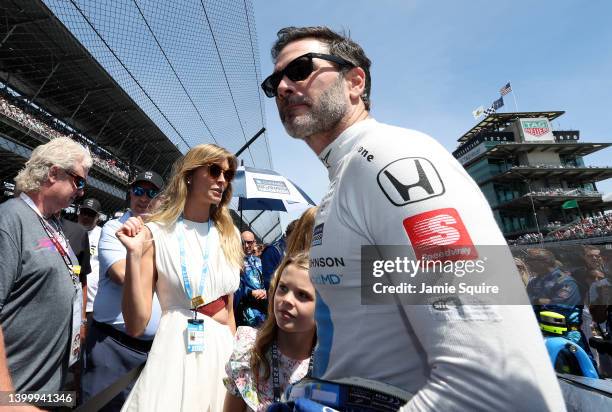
[
  {"xmin": 65, "ymin": 169, "xmax": 87, "ymax": 190},
  {"xmin": 132, "ymin": 186, "xmax": 159, "ymax": 199},
  {"xmin": 207, "ymin": 163, "xmax": 235, "ymax": 182},
  {"xmin": 261, "ymin": 52, "xmax": 355, "ymax": 98}
]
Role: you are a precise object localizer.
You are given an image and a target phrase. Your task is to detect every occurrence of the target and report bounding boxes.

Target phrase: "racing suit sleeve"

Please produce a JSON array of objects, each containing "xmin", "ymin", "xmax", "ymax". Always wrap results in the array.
[{"xmin": 339, "ymin": 128, "xmax": 562, "ymax": 412}]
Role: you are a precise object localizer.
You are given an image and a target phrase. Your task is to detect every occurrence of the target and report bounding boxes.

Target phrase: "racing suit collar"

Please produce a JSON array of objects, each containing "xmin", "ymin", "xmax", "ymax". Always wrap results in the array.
[{"xmin": 318, "ymin": 118, "xmax": 377, "ymax": 179}]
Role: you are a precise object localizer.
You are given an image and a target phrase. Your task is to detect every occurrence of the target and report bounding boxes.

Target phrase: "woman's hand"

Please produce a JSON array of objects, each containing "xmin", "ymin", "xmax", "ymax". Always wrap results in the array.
[{"xmin": 116, "ymin": 216, "xmax": 147, "ymax": 255}]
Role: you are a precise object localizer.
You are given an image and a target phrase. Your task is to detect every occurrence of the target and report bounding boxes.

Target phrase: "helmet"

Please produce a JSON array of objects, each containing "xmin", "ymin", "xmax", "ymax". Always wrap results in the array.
[{"xmin": 539, "ymin": 311, "xmax": 568, "ymax": 335}]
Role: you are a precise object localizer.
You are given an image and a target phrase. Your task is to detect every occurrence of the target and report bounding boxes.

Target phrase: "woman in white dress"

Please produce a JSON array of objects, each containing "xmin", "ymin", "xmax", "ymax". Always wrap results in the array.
[{"xmin": 116, "ymin": 144, "xmax": 243, "ymax": 411}]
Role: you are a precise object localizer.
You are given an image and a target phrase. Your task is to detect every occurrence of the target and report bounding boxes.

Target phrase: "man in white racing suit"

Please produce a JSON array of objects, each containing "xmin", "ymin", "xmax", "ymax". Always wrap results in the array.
[{"xmin": 262, "ymin": 26, "xmax": 566, "ymax": 411}]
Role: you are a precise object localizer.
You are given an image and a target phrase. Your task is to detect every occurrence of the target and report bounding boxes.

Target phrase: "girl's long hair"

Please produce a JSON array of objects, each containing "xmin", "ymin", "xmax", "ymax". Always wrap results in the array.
[
  {"xmin": 285, "ymin": 207, "xmax": 317, "ymax": 257},
  {"xmin": 147, "ymin": 143, "xmax": 242, "ymax": 268},
  {"xmin": 250, "ymin": 252, "xmax": 314, "ymax": 388}
]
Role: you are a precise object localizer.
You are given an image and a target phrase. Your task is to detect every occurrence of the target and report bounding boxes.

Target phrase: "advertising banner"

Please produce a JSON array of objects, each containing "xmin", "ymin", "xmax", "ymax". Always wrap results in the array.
[{"xmin": 519, "ymin": 118, "xmax": 555, "ymax": 142}]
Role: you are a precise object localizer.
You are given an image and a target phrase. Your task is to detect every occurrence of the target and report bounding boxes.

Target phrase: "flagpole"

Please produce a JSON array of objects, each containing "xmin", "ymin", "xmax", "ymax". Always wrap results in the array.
[{"xmin": 510, "ymin": 81, "xmax": 519, "ymax": 112}]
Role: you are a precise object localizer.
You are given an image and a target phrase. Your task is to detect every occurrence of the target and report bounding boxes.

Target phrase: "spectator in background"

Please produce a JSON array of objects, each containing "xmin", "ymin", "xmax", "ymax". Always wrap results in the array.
[
  {"xmin": 82, "ymin": 171, "xmax": 164, "ymax": 410},
  {"xmin": 58, "ymin": 211, "xmax": 91, "ymax": 367},
  {"xmin": 57, "ymin": 210, "xmax": 91, "ymax": 406},
  {"xmin": 261, "ymin": 220, "xmax": 297, "ymax": 291},
  {"xmin": 254, "ymin": 243, "xmax": 264, "ymax": 258},
  {"xmin": 235, "ymin": 231, "xmax": 267, "ymax": 327},
  {"xmin": 0, "ymin": 137, "xmax": 91, "ymax": 392},
  {"xmin": 525, "ymin": 247, "xmax": 595, "ymax": 363},
  {"xmin": 572, "ymin": 246, "xmax": 608, "ymax": 344},
  {"xmin": 78, "ymin": 198, "xmax": 103, "ymax": 325},
  {"xmin": 514, "ymin": 257, "xmax": 532, "ymax": 287},
  {"xmin": 589, "ymin": 263, "xmax": 612, "ymax": 341}
]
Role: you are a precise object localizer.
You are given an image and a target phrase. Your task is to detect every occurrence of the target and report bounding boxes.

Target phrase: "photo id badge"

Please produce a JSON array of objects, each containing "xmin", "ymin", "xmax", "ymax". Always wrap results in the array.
[
  {"xmin": 69, "ymin": 288, "xmax": 83, "ymax": 367},
  {"xmin": 187, "ymin": 319, "xmax": 204, "ymax": 353}
]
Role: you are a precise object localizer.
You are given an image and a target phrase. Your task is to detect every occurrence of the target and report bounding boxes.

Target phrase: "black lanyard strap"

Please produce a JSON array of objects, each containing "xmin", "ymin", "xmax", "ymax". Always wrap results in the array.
[{"xmin": 271, "ymin": 340, "xmax": 315, "ymax": 402}]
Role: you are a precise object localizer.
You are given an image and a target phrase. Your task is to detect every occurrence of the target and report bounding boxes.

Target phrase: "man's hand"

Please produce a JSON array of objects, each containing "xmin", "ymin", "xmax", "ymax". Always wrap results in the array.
[
  {"xmin": 116, "ymin": 217, "xmax": 147, "ymax": 255},
  {"xmin": 251, "ymin": 289, "xmax": 267, "ymax": 300}
]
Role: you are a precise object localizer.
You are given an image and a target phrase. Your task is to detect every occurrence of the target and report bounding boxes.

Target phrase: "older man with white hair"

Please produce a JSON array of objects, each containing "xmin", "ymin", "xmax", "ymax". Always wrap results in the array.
[{"xmin": 0, "ymin": 136, "xmax": 91, "ymax": 393}]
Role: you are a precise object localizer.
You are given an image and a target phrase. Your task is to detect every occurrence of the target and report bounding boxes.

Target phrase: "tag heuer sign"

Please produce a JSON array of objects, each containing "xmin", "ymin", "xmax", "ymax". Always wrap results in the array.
[
  {"xmin": 522, "ymin": 119, "xmax": 548, "ymax": 137},
  {"xmin": 519, "ymin": 117, "xmax": 554, "ymax": 142}
]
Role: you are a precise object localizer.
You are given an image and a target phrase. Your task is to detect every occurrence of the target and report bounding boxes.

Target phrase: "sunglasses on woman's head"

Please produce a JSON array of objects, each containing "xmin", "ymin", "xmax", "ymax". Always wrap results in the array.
[
  {"xmin": 261, "ymin": 52, "xmax": 355, "ymax": 98},
  {"xmin": 207, "ymin": 163, "xmax": 235, "ymax": 182},
  {"xmin": 64, "ymin": 169, "xmax": 87, "ymax": 190},
  {"xmin": 131, "ymin": 186, "xmax": 159, "ymax": 199}
]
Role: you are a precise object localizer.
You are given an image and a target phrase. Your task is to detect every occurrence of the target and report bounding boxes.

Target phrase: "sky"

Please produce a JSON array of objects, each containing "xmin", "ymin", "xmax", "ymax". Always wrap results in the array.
[{"xmin": 253, "ymin": 0, "xmax": 612, "ymax": 228}]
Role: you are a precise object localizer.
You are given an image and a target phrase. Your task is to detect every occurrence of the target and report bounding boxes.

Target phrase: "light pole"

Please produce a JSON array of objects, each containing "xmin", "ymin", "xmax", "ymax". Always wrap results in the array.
[{"xmin": 525, "ymin": 179, "xmax": 542, "ymax": 242}]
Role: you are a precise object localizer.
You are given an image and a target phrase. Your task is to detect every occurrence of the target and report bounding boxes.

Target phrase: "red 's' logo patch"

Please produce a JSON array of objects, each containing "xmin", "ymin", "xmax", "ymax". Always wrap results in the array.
[{"xmin": 403, "ymin": 208, "xmax": 477, "ymax": 261}]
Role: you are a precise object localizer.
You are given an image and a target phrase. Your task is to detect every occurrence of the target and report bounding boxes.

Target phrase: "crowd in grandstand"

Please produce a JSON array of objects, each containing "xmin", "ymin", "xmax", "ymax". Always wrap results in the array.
[
  {"xmin": 525, "ymin": 187, "xmax": 601, "ymax": 197},
  {"xmin": 514, "ymin": 163, "xmax": 609, "ymax": 169},
  {"xmin": 512, "ymin": 213, "xmax": 612, "ymax": 245},
  {"xmin": 0, "ymin": 92, "xmax": 129, "ymax": 181}
]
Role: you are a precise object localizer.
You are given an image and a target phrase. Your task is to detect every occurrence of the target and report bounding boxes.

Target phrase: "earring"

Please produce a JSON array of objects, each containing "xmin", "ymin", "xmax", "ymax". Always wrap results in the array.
[{"xmin": 187, "ymin": 179, "xmax": 191, "ymax": 185}]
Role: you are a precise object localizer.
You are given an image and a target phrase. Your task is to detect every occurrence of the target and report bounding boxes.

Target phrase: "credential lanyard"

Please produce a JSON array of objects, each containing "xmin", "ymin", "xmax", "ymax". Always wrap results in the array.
[
  {"xmin": 176, "ymin": 215, "xmax": 210, "ymax": 310},
  {"xmin": 20, "ymin": 194, "xmax": 79, "ymax": 285},
  {"xmin": 272, "ymin": 341, "xmax": 314, "ymax": 402}
]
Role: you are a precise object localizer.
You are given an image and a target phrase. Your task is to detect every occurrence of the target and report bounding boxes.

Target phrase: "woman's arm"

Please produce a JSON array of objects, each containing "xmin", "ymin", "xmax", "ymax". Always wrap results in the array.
[
  {"xmin": 223, "ymin": 391, "xmax": 246, "ymax": 412},
  {"xmin": 118, "ymin": 217, "xmax": 156, "ymax": 337},
  {"xmin": 227, "ymin": 294, "xmax": 237, "ymax": 335}
]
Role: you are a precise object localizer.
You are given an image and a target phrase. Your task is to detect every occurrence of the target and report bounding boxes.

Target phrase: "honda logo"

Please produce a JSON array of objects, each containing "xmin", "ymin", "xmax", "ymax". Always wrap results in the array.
[{"xmin": 377, "ymin": 157, "xmax": 444, "ymax": 206}]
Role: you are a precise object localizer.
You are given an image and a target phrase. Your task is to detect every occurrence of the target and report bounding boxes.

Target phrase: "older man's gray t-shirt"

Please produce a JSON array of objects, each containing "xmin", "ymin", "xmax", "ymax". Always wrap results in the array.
[{"xmin": 0, "ymin": 198, "xmax": 76, "ymax": 392}]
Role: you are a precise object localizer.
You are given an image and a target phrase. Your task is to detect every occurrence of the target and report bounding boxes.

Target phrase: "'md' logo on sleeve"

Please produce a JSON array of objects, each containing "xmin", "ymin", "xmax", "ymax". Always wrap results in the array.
[{"xmin": 519, "ymin": 118, "xmax": 554, "ymax": 142}]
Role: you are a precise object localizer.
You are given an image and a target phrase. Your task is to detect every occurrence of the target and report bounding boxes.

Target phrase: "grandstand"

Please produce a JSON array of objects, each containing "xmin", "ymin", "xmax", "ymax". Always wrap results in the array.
[
  {"xmin": 453, "ymin": 111, "xmax": 612, "ymax": 244},
  {"xmin": 0, "ymin": 0, "xmax": 282, "ymax": 241}
]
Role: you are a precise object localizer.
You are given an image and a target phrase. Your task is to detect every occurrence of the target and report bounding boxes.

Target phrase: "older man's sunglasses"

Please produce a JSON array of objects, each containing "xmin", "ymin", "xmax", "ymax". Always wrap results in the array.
[
  {"xmin": 65, "ymin": 169, "xmax": 87, "ymax": 190},
  {"xmin": 261, "ymin": 52, "xmax": 354, "ymax": 98},
  {"xmin": 207, "ymin": 163, "xmax": 235, "ymax": 182}
]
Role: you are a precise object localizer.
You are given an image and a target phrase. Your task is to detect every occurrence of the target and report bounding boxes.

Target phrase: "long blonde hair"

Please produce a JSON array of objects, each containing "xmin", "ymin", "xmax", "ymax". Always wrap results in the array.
[
  {"xmin": 285, "ymin": 207, "xmax": 317, "ymax": 257},
  {"xmin": 148, "ymin": 144, "xmax": 242, "ymax": 268},
  {"xmin": 250, "ymin": 252, "xmax": 313, "ymax": 388}
]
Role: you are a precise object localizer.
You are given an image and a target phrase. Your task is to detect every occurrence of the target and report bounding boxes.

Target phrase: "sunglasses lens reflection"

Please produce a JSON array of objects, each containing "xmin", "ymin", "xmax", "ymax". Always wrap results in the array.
[
  {"xmin": 262, "ymin": 56, "xmax": 313, "ymax": 97},
  {"xmin": 132, "ymin": 186, "xmax": 158, "ymax": 199},
  {"xmin": 208, "ymin": 164, "xmax": 234, "ymax": 182},
  {"xmin": 285, "ymin": 57, "xmax": 313, "ymax": 82}
]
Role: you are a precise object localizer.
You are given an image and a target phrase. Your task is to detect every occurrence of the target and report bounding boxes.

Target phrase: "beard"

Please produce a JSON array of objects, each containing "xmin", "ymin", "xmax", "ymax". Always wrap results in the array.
[{"xmin": 279, "ymin": 75, "xmax": 348, "ymax": 139}]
